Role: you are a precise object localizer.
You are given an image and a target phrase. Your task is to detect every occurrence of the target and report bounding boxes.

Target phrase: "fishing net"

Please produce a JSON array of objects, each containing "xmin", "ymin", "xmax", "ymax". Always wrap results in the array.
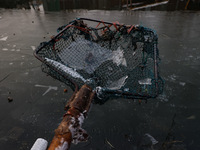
[{"xmin": 34, "ymin": 18, "xmax": 164, "ymax": 103}]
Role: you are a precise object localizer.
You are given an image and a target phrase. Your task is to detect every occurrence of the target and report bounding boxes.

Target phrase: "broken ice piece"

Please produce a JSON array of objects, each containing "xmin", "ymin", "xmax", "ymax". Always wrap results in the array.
[
  {"xmin": 138, "ymin": 78, "xmax": 152, "ymax": 85},
  {"xmin": 31, "ymin": 46, "xmax": 36, "ymax": 51},
  {"xmin": 140, "ymin": 133, "xmax": 158, "ymax": 146},
  {"xmin": 179, "ymin": 82, "xmax": 186, "ymax": 86},
  {"xmin": 0, "ymin": 36, "xmax": 8, "ymax": 41}
]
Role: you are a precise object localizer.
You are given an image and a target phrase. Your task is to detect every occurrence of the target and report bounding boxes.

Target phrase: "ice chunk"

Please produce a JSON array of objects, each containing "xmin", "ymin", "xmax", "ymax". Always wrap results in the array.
[
  {"xmin": 107, "ymin": 76, "xmax": 128, "ymax": 90},
  {"xmin": 140, "ymin": 133, "xmax": 158, "ymax": 146},
  {"xmin": 112, "ymin": 46, "xmax": 127, "ymax": 67},
  {"xmin": 179, "ymin": 82, "xmax": 186, "ymax": 86},
  {"xmin": 2, "ymin": 48, "xmax": 8, "ymax": 51},
  {"xmin": 138, "ymin": 78, "xmax": 152, "ymax": 85},
  {"xmin": 144, "ymin": 133, "xmax": 158, "ymax": 145},
  {"xmin": 31, "ymin": 46, "xmax": 36, "ymax": 50},
  {"xmin": 0, "ymin": 36, "xmax": 8, "ymax": 41}
]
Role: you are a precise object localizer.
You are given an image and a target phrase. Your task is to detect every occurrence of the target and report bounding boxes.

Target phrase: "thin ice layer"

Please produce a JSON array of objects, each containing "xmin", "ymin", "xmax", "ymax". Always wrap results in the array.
[{"xmin": 138, "ymin": 78, "xmax": 152, "ymax": 85}]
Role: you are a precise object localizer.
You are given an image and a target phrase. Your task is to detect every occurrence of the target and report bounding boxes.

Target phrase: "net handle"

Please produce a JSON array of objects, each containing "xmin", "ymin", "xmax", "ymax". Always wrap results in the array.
[{"xmin": 48, "ymin": 84, "xmax": 95, "ymax": 150}]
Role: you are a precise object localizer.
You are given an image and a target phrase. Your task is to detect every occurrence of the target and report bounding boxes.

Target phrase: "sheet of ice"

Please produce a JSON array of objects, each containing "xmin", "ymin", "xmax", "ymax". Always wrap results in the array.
[
  {"xmin": 107, "ymin": 76, "xmax": 128, "ymax": 90},
  {"xmin": 58, "ymin": 38, "xmax": 112, "ymax": 74},
  {"xmin": 112, "ymin": 46, "xmax": 127, "ymax": 67},
  {"xmin": 0, "ymin": 36, "xmax": 8, "ymax": 41},
  {"xmin": 138, "ymin": 78, "xmax": 152, "ymax": 85},
  {"xmin": 45, "ymin": 57, "xmax": 86, "ymax": 82}
]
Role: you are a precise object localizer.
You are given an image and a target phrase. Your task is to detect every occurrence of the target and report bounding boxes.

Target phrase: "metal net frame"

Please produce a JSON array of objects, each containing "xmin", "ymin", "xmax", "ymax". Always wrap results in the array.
[{"xmin": 34, "ymin": 18, "xmax": 164, "ymax": 102}]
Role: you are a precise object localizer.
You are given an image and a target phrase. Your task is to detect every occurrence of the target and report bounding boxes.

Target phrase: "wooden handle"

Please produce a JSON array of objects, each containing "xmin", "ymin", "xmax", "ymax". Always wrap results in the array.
[{"xmin": 48, "ymin": 84, "xmax": 95, "ymax": 150}]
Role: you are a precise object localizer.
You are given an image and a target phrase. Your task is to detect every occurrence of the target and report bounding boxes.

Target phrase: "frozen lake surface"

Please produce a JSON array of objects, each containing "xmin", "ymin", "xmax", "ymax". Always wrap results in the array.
[{"xmin": 0, "ymin": 9, "xmax": 200, "ymax": 150}]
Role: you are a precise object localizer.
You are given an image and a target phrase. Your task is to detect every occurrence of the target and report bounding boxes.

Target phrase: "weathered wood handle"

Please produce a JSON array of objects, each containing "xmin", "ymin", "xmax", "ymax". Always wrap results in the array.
[{"xmin": 48, "ymin": 84, "xmax": 95, "ymax": 150}]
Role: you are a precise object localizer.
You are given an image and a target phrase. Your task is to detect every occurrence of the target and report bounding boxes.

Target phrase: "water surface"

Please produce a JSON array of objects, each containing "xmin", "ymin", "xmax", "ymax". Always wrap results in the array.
[{"xmin": 0, "ymin": 9, "xmax": 200, "ymax": 150}]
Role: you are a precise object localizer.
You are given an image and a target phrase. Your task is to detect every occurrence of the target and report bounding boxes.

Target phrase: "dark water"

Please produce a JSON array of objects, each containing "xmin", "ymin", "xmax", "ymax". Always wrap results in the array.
[
  {"xmin": 0, "ymin": 9, "xmax": 200, "ymax": 150},
  {"xmin": 0, "ymin": 0, "xmax": 200, "ymax": 11}
]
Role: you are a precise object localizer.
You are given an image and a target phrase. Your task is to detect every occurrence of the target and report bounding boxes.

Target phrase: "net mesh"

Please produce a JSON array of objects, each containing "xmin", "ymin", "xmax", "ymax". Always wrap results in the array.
[{"xmin": 35, "ymin": 18, "xmax": 164, "ymax": 101}]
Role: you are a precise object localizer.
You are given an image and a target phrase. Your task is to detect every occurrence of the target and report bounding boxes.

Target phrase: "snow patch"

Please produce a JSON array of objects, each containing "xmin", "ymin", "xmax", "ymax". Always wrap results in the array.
[
  {"xmin": 78, "ymin": 113, "xmax": 84, "ymax": 125},
  {"xmin": 31, "ymin": 46, "xmax": 36, "ymax": 50},
  {"xmin": 107, "ymin": 76, "xmax": 128, "ymax": 90},
  {"xmin": 68, "ymin": 115, "xmax": 88, "ymax": 145}
]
